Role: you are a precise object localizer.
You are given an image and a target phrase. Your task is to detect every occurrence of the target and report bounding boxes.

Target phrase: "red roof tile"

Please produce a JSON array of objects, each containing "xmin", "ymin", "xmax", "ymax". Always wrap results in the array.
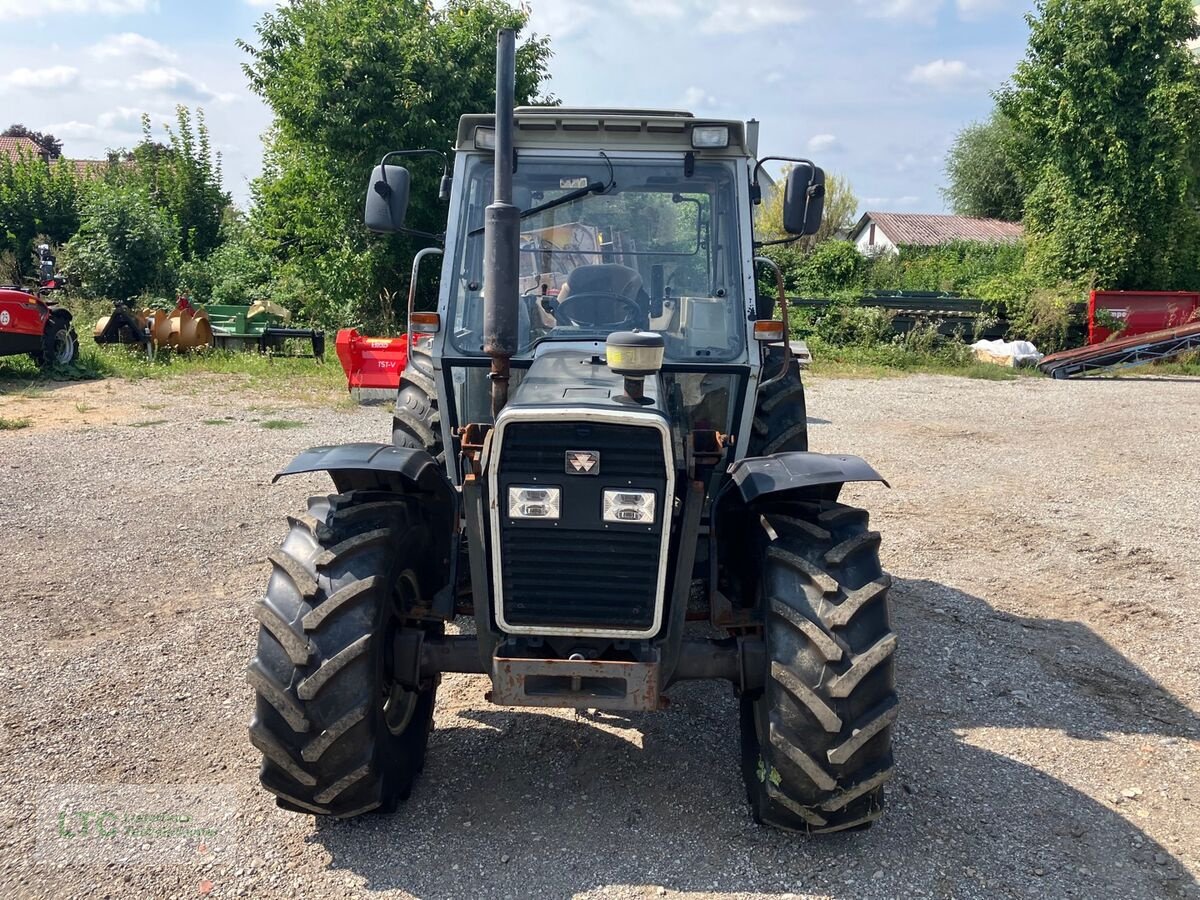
[{"xmin": 0, "ymin": 136, "xmax": 48, "ymax": 162}]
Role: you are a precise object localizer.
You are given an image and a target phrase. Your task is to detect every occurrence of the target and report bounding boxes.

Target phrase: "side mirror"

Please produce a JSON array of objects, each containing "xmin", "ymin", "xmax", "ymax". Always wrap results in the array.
[
  {"xmin": 783, "ymin": 164, "xmax": 826, "ymax": 236},
  {"xmin": 364, "ymin": 164, "xmax": 411, "ymax": 233}
]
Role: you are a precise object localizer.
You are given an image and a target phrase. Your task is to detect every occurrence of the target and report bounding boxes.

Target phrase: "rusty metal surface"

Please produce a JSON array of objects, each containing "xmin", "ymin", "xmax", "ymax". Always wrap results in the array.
[
  {"xmin": 489, "ymin": 655, "xmax": 661, "ymax": 711},
  {"xmin": 1039, "ymin": 320, "xmax": 1200, "ymax": 379}
]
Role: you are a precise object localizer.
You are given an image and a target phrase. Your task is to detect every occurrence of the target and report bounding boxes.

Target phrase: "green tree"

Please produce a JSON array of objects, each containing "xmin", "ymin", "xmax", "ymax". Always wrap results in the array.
[
  {"xmin": 998, "ymin": 0, "xmax": 1200, "ymax": 289},
  {"xmin": 943, "ymin": 113, "xmax": 1029, "ymax": 221},
  {"xmin": 240, "ymin": 0, "xmax": 554, "ymax": 326},
  {"xmin": 0, "ymin": 150, "xmax": 79, "ymax": 278},
  {"xmin": 64, "ymin": 180, "xmax": 178, "ymax": 300},
  {"xmin": 756, "ymin": 169, "xmax": 858, "ymax": 246},
  {"xmin": 115, "ymin": 108, "xmax": 230, "ymax": 263}
]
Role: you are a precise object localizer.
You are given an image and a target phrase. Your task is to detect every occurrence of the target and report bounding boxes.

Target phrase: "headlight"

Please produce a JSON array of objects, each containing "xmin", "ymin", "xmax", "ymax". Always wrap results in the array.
[
  {"xmin": 603, "ymin": 489, "xmax": 656, "ymax": 524},
  {"xmin": 508, "ymin": 486, "xmax": 561, "ymax": 520},
  {"xmin": 691, "ymin": 125, "xmax": 730, "ymax": 148}
]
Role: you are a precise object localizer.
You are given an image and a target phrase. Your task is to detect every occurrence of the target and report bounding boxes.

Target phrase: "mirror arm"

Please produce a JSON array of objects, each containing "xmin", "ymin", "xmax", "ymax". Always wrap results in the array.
[
  {"xmin": 753, "ymin": 235, "xmax": 803, "ymax": 249},
  {"xmin": 750, "ymin": 155, "xmax": 817, "ymax": 194},
  {"xmin": 397, "ymin": 226, "xmax": 446, "ymax": 244}
]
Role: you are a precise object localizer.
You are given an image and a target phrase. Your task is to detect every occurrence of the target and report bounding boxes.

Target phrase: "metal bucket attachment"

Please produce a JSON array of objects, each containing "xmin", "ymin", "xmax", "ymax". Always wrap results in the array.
[{"xmin": 489, "ymin": 652, "xmax": 661, "ymax": 711}]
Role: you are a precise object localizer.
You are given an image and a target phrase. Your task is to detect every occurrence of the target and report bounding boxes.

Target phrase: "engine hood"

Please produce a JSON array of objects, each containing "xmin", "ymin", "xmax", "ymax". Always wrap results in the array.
[{"xmin": 504, "ymin": 349, "xmax": 667, "ymax": 417}]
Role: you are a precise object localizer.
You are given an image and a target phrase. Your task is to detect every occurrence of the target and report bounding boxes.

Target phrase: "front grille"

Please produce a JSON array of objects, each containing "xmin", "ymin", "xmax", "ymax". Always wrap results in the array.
[{"xmin": 496, "ymin": 421, "xmax": 669, "ymax": 633}]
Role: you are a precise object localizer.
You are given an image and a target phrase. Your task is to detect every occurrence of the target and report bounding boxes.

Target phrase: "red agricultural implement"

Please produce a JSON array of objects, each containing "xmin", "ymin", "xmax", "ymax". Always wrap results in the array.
[
  {"xmin": 1088, "ymin": 290, "xmax": 1200, "ymax": 344},
  {"xmin": 334, "ymin": 328, "xmax": 410, "ymax": 401},
  {"xmin": 1039, "ymin": 290, "xmax": 1200, "ymax": 378}
]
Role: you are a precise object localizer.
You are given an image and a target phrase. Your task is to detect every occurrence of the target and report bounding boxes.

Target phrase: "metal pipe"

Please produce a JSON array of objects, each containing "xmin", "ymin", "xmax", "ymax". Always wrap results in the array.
[
  {"xmin": 483, "ymin": 28, "xmax": 520, "ymax": 418},
  {"xmin": 670, "ymin": 639, "xmax": 743, "ymax": 682},
  {"xmin": 755, "ymin": 255, "xmax": 793, "ymax": 387},
  {"xmin": 406, "ymin": 246, "xmax": 442, "ymax": 360},
  {"xmin": 420, "ymin": 635, "xmax": 487, "ymax": 676}
]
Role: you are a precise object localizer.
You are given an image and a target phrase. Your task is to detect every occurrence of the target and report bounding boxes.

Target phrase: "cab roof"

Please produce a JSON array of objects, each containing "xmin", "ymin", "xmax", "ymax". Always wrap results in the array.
[{"xmin": 456, "ymin": 108, "xmax": 750, "ymax": 156}]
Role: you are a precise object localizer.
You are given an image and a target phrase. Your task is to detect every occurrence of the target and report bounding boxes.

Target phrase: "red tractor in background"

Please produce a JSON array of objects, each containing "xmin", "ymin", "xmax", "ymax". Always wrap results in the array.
[{"xmin": 0, "ymin": 245, "xmax": 78, "ymax": 369}]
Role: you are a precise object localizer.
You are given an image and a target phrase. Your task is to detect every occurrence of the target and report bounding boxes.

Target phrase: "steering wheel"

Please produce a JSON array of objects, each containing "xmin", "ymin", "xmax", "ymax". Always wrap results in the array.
[{"xmin": 553, "ymin": 291, "xmax": 642, "ymax": 329}]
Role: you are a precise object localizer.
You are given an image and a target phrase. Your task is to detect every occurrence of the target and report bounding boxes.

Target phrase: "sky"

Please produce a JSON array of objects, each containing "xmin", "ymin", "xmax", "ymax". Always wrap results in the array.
[{"xmin": 0, "ymin": 0, "xmax": 1045, "ymax": 215}]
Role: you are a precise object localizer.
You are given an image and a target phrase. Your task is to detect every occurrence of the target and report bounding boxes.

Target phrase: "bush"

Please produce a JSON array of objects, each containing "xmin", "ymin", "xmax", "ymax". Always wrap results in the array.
[
  {"xmin": 813, "ymin": 303, "xmax": 894, "ymax": 346},
  {"xmin": 64, "ymin": 181, "xmax": 178, "ymax": 301},
  {"xmin": 177, "ymin": 221, "xmax": 275, "ymax": 306}
]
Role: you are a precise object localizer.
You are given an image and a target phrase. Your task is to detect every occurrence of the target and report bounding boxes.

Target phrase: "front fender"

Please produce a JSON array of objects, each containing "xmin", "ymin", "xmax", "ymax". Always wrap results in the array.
[
  {"xmin": 274, "ymin": 442, "xmax": 453, "ymax": 501},
  {"xmin": 728, "ymin": 452, "xmax": 889, "ymax": 504}
]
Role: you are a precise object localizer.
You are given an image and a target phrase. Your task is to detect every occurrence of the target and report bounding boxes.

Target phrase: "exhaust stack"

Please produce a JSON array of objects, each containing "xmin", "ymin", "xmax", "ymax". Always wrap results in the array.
[{"xmin": 483, "ymin": 28, "xmax": 520, "ymax": 417}]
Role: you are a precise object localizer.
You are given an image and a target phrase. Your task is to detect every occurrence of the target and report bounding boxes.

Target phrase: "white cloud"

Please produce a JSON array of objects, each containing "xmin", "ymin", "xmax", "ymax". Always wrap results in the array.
[
  {"xmin": 680, "ymin": 85, "xmax": 718, "ymax": 109},
  {"xmin": 1, "ymin": 65, "xmax": 80, "ymax": 91},
  {"xmin": 807, "ymin": 133, "xmax": 838, "ymax": 152},
  {"xmin": 0, "ymin": 0, "xmax": 155, "ymax": 20},
  {"xmin": 127, "ymin": 67, "xmax": 231, "ymax": 103},
  {"xmin": 864, "ymin": 195, "xmax": 922, "ymax": 209},
  {"xmin": 523, "ymin": 1, "xmax": 598, "ymax": 39},
  {"xmin": 859, "ymin": 0, "xmax": 943, "ymax": 23},
  {"xmin": 700, "ymin": 0, "xmax": 810, "ymax": 34},
  {"xmin": 954, "ymin": 0, "xmax": 1010, "ymax": 15},
  {"xmin": 89, "ymin": 32, "xmax": 177, "ymax": 64},
  {"xmin": 46, "ymin": 120, "xmax": 100, "ymax": 138},
  {"xmin": 906, "ymin": 58, "xmax": 982, "ymax": 89}
]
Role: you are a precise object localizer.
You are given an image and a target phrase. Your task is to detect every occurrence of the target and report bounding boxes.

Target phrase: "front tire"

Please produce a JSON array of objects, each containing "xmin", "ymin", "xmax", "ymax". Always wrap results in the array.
[
  {"xmin": 248, "ymin": 490, "xmax": 441, "ymax": 817},
  {"xmin": 741, "ymin": 499, "xmax": 898, "ymax": 833}
]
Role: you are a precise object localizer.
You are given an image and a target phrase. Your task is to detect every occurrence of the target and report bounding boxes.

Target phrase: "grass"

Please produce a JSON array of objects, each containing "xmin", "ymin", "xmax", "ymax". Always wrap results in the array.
[
  {"xmin": 261, "ymin": 418, "xmax": 305, "ymax": 430},
  {"xmin": 0, "ymin": 309, "xmax": 344, "ymax": 399},
  {"xmin": 201, "ymin": 418, "xmax": 231, "ymax": 426},
  {"xmin": 0, "ymin": 416, "xmax": 32, "ymax": 430},
  {"xmin": 74, "ymin": 402, "xmax": 96, "ymax": 413},
  {"xmin": 802, "ymin": 337, "xmax": 1039, "ymax": 381}
]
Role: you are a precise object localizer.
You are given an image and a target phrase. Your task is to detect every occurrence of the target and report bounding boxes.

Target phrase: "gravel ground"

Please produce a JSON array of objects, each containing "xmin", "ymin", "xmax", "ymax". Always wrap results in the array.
[{"xmin": 0, "ymin": 372, "xmax": 1198, "ymax": 900}]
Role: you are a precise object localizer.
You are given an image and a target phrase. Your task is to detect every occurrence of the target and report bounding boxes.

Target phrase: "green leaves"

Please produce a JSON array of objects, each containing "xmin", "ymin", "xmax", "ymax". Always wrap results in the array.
[
  {"xmin": 943, "ymin": 114, "xmax": 1029, "ymax": 222},
  {"xmin": 242, "ymin": 0, "xmax": 554, "ymax": 328},
  {"xmin": 64, "ymin": 181, "xmax": 178, "ymax": 301},
  {"xmin": 998, "ymin": 0, "xmax": 1200, "ymax": 290}
]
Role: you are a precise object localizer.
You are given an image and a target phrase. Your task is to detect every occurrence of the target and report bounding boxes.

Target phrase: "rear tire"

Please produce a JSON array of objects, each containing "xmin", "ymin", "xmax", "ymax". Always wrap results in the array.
[
  {"xmin": 740, "ymin": 499, "xmax": 897, "ymax": 833},
  {"xmin": 248, "ymin": 490, "xmax": 441, "ymax": 817},
  {"xmin": 749, "ymin": 346, "xmax": 808, "ymax": 455},
  {"xmin": 392, "ymin": 335, "xmax": 444, "ymax": 464},
  {"xmin": 33, "ymin": 315, "xmax": 78, "ymax": 369}
]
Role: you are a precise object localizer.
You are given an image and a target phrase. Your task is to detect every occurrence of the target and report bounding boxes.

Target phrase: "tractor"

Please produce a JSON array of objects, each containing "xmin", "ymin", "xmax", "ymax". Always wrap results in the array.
[
  {"xmin": 248, "ymin": 30, "xmax": 897, "ymax": 834},
  {"xmin": 0, "ymin": 246, "xmax": 78, "ymax": 369}
]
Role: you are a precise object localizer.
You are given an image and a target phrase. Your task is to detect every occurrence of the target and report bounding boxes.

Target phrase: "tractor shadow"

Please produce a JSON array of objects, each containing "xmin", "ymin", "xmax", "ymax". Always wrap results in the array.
[{"xmin": 306, "ymin": 578, "xmax": 1199, "ymax": 899}]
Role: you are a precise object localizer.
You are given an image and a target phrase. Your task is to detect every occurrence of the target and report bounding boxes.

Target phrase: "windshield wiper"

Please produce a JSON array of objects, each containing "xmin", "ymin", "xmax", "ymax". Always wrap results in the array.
[{"xmin": 468, "ymin": 181, "xmax": 606, "ymax": 237}]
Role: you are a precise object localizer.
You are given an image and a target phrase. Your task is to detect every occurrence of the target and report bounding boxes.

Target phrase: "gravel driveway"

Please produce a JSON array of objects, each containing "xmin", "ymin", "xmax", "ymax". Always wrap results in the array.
[{"xmin": 1, "ymin": 372, "xmax": 1197, "ymax": 899}]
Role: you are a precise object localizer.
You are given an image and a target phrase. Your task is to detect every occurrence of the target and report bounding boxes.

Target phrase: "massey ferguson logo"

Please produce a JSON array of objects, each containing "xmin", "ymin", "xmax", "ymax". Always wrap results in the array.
[{"xmin": 566, "ymin": 451, "xmax": 600, "ymax": 475}]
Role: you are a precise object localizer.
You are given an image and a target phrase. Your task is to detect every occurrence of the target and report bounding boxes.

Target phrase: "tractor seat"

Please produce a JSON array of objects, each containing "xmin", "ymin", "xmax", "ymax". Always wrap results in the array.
[
  {"xmin": 555, "ymin": 264, "xmax": 650, "ymax": 329},
  {"xmin": 559, "ymin": 264, "xmax": 644, "ymax": 302}
]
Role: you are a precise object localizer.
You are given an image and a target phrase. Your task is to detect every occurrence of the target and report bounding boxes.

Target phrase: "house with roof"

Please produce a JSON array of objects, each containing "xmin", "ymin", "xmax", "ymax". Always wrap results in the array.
[
  {"xmin": 1, "ymin": 135, "xmax": 109, "ymax": 178},
  {"xmin": 0, "ymin": 135, "xmax": 52, "ymax": 164},
  {"xmin": 849, "ymin": 212, "xmax": 1024, "ymax": 256}
]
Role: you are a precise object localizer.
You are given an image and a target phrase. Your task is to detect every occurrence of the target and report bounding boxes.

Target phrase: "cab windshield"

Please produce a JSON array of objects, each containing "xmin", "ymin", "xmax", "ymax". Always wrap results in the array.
[{"xmin": 447, "ymin": 155, "xmax": 746, "ymax": 362}]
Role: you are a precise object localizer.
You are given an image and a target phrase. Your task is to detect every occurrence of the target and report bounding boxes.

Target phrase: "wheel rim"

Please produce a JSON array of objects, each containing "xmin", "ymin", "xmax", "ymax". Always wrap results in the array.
[
  {"xmin": 382, "ymin": 570, "xmax": 421, "ymax": 736},
  {"xmin": 53, "ymin": 329, "xmax": 74, "ymax": 365}
]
